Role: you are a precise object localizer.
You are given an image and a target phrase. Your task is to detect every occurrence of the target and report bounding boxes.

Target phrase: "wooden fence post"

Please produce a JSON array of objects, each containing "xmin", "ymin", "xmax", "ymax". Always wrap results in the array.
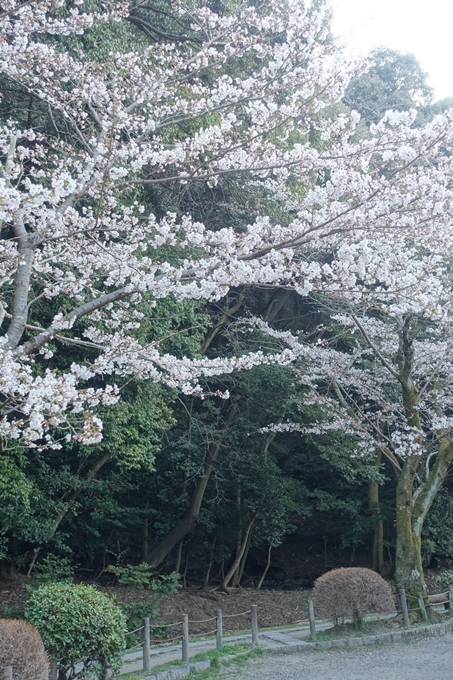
[
  {"xmin": 449, "ymin": 586, "xmax": 453, "ymax": 618},
  {"xmin": 417, "ymin": 593, "xmax": 429, "ymax": 622},
  {"xmin": 251, "ymin": 605, "xmax": 259, "ymax": 645},
  {"xmin": 182, "ymin": 613, "xmax": 189, "ymax": 662},
  {"xmin": 1, "ymin": 667, "xmax": 12, "ymax": 680},
  {"xmin": 143, "ymin": 618, "xmax": 151, "ymax": 672},
  {"xmin": 308, "ymin": 599, "xmax": 316, "ymax": 640},
  {"xmin": 399, "ymin": 589, "xmax": 410, "ymax": 627},
  {"xmin": 216, "ymin": 609, "xmax": 223, "ymax": 649},
  {"xmin": 50, "ymin": 659, "xmax": 58, "ymax": 680}
]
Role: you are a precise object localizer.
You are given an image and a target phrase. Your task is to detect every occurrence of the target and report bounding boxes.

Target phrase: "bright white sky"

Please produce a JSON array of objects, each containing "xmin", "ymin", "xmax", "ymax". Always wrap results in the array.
[{"xmin": 330, "ymin": 0, "xmax": 453, "ymax": 100}]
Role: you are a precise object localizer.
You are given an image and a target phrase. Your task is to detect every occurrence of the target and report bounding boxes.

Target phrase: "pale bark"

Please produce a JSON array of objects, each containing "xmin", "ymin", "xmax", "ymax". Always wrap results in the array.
[
  {"xmin": 19, "ymin": 287, "xmax": 131, "ymax": 356},
  {"xmin": 203, "ymin": 535, "xmax": 217, "ymax": 588},
  {"xmin": 232, "ymin": 530, "xmax": 251, "ymax": 587},
  {"xmin": 175, "ymin": 539, "xmax": 183, "ymax": 573},
  {"xmin": 5, "ymin": 218, "xmax": 36, "ymax": 349},
  {"xmin": 256, "ymin": 545, "xmax": 272, "ymax": 591},
  {"xmin": 218, "ymin": 512, "xmax": 258, "ymax": 591}
]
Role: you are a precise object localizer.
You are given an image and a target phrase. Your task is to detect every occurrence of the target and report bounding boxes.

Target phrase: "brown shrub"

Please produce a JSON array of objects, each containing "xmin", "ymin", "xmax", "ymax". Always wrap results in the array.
[
  {"xmin": 0, "ymin": 619, "xmax": 50, "ymax": 680},
  {"xmin": 313, "ymin": 567, "xmax": 395, "ymax": 625}
]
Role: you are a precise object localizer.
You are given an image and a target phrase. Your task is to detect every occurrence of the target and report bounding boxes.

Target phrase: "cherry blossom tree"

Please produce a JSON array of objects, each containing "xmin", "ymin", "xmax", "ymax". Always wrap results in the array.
[
  {"xmin": 0, "ymin": 0, "xmax": 346, "ymax": 448},
  {"xmin": 3, "ymin": 2, "xmax": 453, "ymax": 603},
  {"xmin": 256, "ymin": 120, "xmax": 453, "ymax": 598}
]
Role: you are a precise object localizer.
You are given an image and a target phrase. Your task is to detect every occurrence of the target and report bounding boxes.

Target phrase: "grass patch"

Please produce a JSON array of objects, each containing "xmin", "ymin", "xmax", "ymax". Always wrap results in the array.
[
  {"xmin": 120, "ymin": 644, "xmax": 262, "ymax": 680},
  {"xmin": 309, "ymin": 617, "xmax": 401, "ymax": 642}
]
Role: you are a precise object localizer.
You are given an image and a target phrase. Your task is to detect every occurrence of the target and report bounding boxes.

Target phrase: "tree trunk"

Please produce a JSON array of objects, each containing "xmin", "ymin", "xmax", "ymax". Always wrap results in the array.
[
  {"xmin": 369, "ymin": 450, "xmax": 384, "ymax": 572},
  {"xmin": 394, "ymin": 438, "xmax": 453, "ymax": 605},
  {"xmin": 232, "ymin": 487, "xmax": 242, "ymax": 587},
  {"xmin": 141, "ymin": 499, "xmax": 150, "ymax": 561},
  {"xmin": 183, "ymin": 543, "xmax": 189, "ymax": 588},
  {"xmin": 256, "ymin": 545, "xmax": 272, "ymax": 591},
  {"xmin": 218, "ymin": 512, "xmax": 257, "ymax": 591},
  {"xmin": 203, "ymin": 535, "xmax": 217, "ymax": 588},
  {"xmin": 236, "ymin": 535, "xmax": 250, "ymax": 585},
  {"xmin": 394, "ymin": 471, "xmax": 426, "ymax": 600},
  {"xmin": 147, "ymin": 403, "xmax": 237, "ymax": 568},
  {"xmin": 175, "ymin": 538, "xmax": 183, "ymax": 573}
]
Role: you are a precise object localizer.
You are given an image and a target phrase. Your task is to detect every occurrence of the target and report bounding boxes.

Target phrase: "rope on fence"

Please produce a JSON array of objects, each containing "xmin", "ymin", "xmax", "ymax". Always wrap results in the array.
[
  {"xmin": 150, "ymin": 634, "xmax": 183, "ymax": 644},
  {"xmin": 125, "ymin": 620, "xmax": 182, "ymax": 638},
  {"xmin": 124, "ymin": 641, "xmax": 144, "ymax": 653},
  {"xmin": 152, "ymin": 621, "xmax": 183, "ymax": 628},
  {"xmin": 198, "ymin": 627, "xmax": 218, "ymax": 636},
  {"xmin": 125, "ymin": 625, "xmax": 145, "ymax": 636},
  {"xmin": 223, "ymin": 610, "xmax": 251, "ymax": 618},
  {"xmin": 190, "ymin": 615, "xmax": 217, "ymax": 624}
]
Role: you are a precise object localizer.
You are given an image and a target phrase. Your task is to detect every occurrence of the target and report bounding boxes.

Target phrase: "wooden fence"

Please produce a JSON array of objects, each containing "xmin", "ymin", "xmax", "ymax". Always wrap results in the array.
[
  {"xmin": 123, "ymin": 587, "xmax": 453, "ymax": 673},
  {"xmin": 16, "ymin": 586, "xmax": 453, "ymax": 679},
  {"xmin": 124, "ymin": 605, "xmax": 259, "ymax": 672}
]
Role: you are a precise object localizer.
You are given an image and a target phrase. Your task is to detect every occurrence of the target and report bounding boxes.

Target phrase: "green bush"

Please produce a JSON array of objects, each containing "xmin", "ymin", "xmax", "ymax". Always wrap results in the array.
[
  {"xmin": 106, "ymin": 562, "xmax": 181, "ymax": 592},
  {"xmin": 26, "ymin": 582, "xmax": 126, "ymax": 680},
  {"xmin": 106, "ymin": 562, "xmax": 154, "ymax": 589},
  {"xmin": 436, "ymin": 569, "xmax": 453, "ymax": 592},
  {"xmin": 33, "ymin": 554, "xmax": 74, "ymax": 585}
]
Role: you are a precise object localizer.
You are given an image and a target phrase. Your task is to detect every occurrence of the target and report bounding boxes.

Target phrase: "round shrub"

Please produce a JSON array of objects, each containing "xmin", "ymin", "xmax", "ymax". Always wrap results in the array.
[
  {"xmin": 313, "ymin": 567, "xmax": 395, "ymax": 625},
  {"xmin": 0, "ymin": 619, "xmax": 50, "ymax": 680},
  {"xmin": 26, "ymin": 582, "xmax": 126, "ymax": 679}
]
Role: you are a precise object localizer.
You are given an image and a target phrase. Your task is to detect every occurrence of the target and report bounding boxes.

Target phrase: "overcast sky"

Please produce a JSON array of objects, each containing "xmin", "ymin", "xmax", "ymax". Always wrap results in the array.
[{"xmin": 330, "ymin": 0, "xmax": 453, "ymax": 101}]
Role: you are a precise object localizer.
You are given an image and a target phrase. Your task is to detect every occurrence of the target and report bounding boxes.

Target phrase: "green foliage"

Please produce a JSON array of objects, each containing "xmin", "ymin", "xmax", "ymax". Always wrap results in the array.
[
  {"xmin": 120, "ymin": 600, "xmax": 159, "ymax": 641},
  {"xmin": 345, "ymin": 48, "xmax": 433, "ymax": 126},
  {"xmin": 106, "ymin": 562, "xmax": 154, "ymax": 589},
  {"xmin": 80, "ymin": 381, "xmax": 175, "ymax": 472},
  {"xmin": 435, "ymin": 570, "xmax": 453, "ymax": 592},
  {"xmin": 149, "ymin": 571, "xmax": 181, "ymax": 596},
  {"xmin": 119, "ymin": 573, "xmax": 180, "ymax": 646},
  {"xmin": 106, "ymin": 562, "xmax": 181, "ymax": 591},
  {"xmin": 422, "ymin": 488, "xmax": 453, "ymax": 566},
  {"xmin": 33, "ymin": 554, "xmax": 74, "ymax": 585},
  {"xmin": 26, "ymin": 582, "xmax": 126, "ymax": 679},
  {"xmin": 0, "ymin": 604, "xmax": 26, "ymax": 620}
]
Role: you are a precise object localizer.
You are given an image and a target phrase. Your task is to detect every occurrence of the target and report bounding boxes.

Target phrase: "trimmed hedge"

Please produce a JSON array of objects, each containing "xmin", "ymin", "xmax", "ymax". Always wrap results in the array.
[
  {"xmin": 313, "ymin": 567, "xmax": 395, "ymax": 625},
  {"xmin": 26, "ymin": 582, "xmax": 126, "ymax": 679},
  {"xmin": 0, "ymin": 619, "xmax": 50, "ymax": 680}
]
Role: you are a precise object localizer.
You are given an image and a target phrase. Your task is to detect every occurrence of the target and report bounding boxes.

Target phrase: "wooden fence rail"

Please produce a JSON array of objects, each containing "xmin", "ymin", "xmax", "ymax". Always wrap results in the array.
[
  {"xmin": 140, "ymin": 606, "xmax": 259, "ymax": 671},
  {"xmin": 50, "ymin": 587, "xmax": 453, "ymax": 677}
]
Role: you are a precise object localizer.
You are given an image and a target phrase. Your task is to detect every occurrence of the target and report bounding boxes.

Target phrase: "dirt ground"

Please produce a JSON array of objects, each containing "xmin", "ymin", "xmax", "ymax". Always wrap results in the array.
[
  {"xmin": 0, "ymin": 575, "xmax": 313, "ymax": 634},
  {"xmin": 0, "ymin": 568, "xmax": 442, "ymax": 636},
  {"xmin": 156, "ymin": 587, "xmax": 312, "ymax": 634}
]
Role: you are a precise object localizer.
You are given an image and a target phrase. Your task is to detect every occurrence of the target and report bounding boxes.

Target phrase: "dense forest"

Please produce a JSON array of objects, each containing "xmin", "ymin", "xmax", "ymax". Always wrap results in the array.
[{"xmin": 2, "ymin": 0, "xmax": 453, "ymax": 603}]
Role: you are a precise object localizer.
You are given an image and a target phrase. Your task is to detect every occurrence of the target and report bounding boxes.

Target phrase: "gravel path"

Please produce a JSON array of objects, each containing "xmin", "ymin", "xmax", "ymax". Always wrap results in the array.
[{"xmin": 221, "ymin": 633, "xmax": 453, "ymax": 680}]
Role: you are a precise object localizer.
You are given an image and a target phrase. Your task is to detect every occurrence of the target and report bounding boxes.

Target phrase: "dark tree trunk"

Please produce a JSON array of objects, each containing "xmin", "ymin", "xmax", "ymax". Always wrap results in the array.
[
  {"xmin": 147, "ymin": 403, "xmax": 237, "ymax": 568},
  {"xmin": 369, "ymin": 450, "xmax": 384, "ymax": 572}
]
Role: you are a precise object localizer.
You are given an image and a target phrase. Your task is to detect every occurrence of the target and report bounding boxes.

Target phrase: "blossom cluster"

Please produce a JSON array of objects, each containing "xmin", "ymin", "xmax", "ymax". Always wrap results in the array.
[{"xmin": 2, "ymin": 0, "xmax": 453, "ymax": 447}]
